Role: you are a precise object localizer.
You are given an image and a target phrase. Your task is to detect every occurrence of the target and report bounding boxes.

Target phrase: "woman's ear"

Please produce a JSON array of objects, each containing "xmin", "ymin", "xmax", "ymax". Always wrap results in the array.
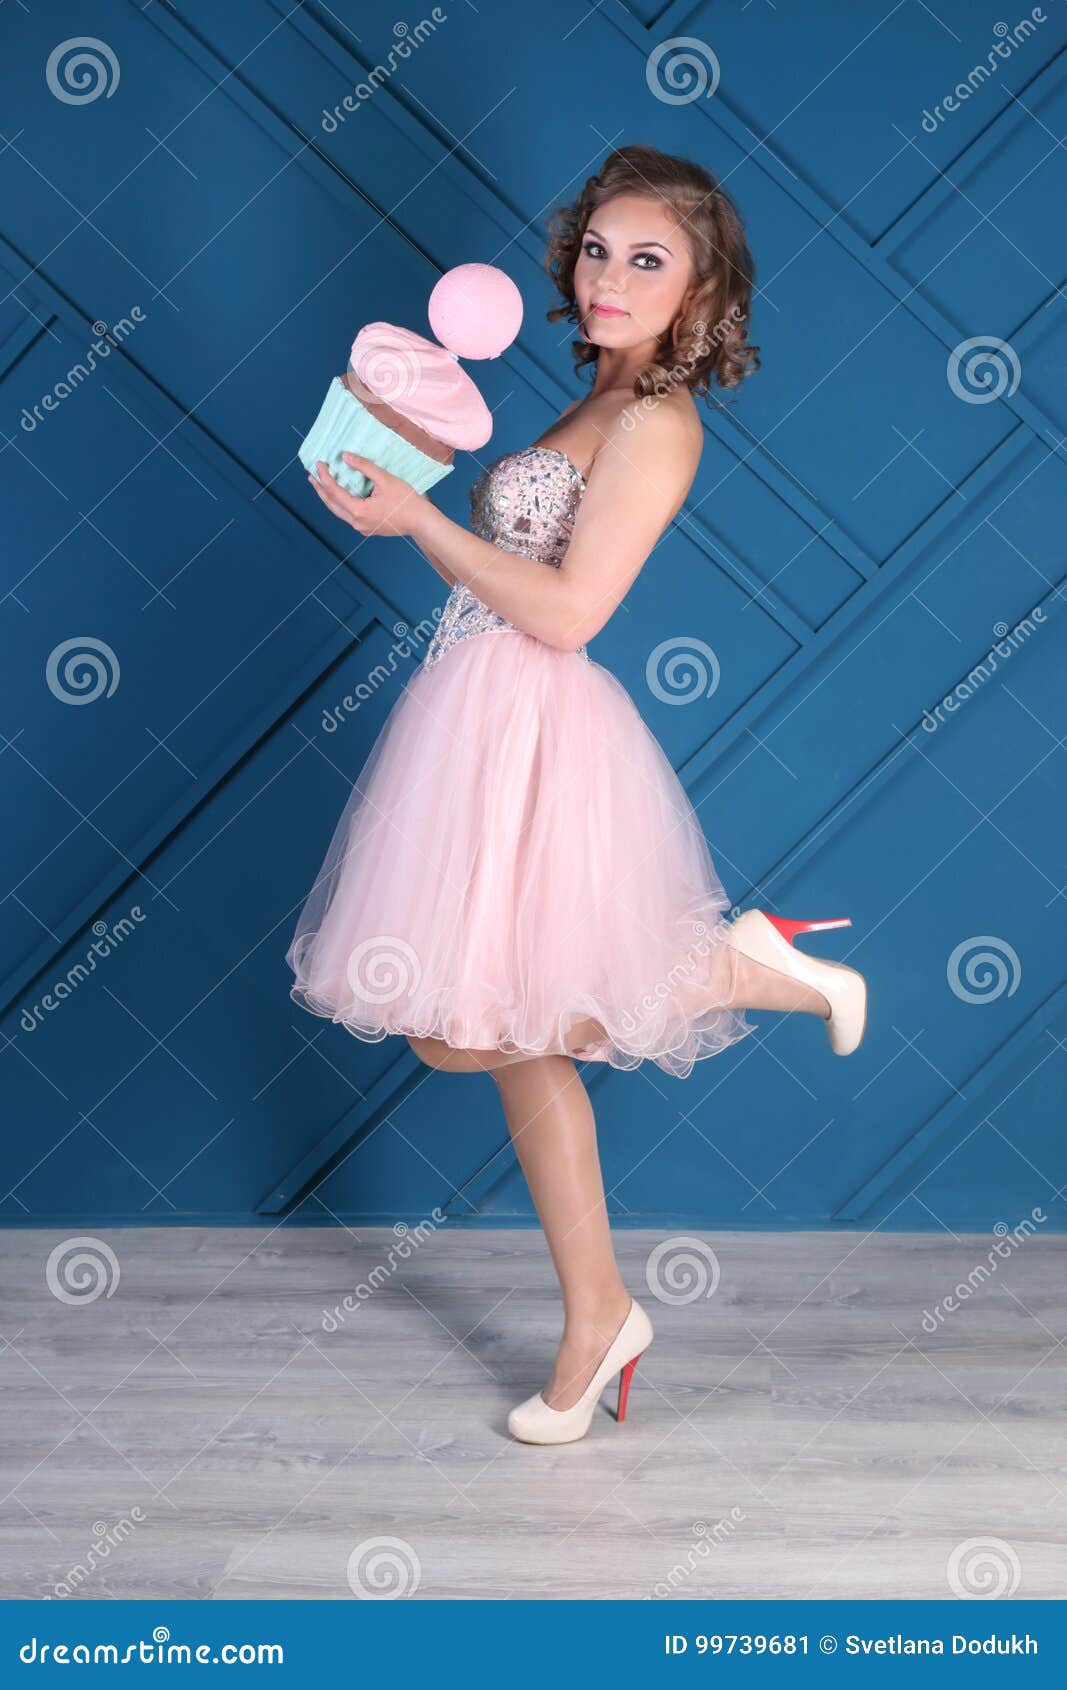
[
  {"xmin": 671, "ymin": 297, "xmax": 692, "ymax": 348},
  {"xmin": 669, "ymin": 285, "xmax": 697, "ymax": 347}
]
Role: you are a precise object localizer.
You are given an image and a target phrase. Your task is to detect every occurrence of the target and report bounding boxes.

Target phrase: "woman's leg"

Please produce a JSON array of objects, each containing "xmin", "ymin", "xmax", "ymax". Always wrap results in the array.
[
  {"xmin": 723, "ymin": 950, "xmax": 831, "ymax": 1016},
  {"xmin": 409, "ymin": 1040, "xmax": 631, "ymax": 1406},
  {"xmin": 491, "ymin": 1054, "xmax": 632, "ymax": 1411}
]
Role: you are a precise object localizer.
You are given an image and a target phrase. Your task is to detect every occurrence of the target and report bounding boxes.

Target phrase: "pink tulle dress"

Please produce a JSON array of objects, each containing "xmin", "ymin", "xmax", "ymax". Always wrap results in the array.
[{"xmin": 286, "ymin": 445, "xmax": 756, "ymax": 1078}]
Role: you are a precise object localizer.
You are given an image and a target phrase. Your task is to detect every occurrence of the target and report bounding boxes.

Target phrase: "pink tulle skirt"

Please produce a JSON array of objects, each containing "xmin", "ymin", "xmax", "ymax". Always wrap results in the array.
[{"xmin": 285, "ymin": 628, "xmax": 756, "ymax": 1078}]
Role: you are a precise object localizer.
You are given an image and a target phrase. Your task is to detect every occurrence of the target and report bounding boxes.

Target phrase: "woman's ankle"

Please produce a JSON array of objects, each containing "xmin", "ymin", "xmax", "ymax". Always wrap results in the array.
[
  {"xmin": 732, "ymin": 952, "xmax": 831, "ymax": 1018},
  {"xmin": 563, "ymin": 1285, "xmax": 632, "ymax": 1339}
]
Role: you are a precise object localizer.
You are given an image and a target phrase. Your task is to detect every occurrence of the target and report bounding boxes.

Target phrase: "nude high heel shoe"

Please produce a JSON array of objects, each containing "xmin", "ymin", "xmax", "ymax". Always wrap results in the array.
[
  {"xmin": 507, "ymin": 1298, "xmax": 653, "ymax": 1445},
  {"xmin": 727, "ymin": 911, "xmax": 868, "ymax": 1056}
]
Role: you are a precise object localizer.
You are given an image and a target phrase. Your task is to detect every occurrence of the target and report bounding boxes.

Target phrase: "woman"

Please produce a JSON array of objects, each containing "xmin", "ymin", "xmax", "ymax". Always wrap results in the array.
[{"xmin": 289, "ymin": 144, "xmax": 868, "ymax": 1445}]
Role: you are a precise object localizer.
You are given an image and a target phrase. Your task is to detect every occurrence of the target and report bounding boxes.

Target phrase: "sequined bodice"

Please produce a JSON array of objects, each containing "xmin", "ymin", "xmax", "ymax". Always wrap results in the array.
[{"xmin": 421, "ymin": 446, "xmax": 588, "ymax": 670}]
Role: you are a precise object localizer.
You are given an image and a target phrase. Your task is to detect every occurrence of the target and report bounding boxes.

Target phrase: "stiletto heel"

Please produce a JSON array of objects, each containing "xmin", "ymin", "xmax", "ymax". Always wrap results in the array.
[
  {"xmin": 507, "ymin": 1298, "xmax": 653, "ymax": 1444},
  {"xmin": 761, "ymin": 914, "xmax": 851, "ymax": 943},
  {"xmin": 727, "ymin": 909, "xmax": 868, "ymax": 1056},
  {"xmin": 616, "ymin": 1352, "xmax": 642, "ymax": 1423}
]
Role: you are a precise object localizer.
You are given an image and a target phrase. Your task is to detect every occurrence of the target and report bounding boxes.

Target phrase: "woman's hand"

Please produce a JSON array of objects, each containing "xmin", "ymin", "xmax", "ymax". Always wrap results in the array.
[{"xmin": 307, "ymin": 453, "xmax": 427, "ymax": 537}]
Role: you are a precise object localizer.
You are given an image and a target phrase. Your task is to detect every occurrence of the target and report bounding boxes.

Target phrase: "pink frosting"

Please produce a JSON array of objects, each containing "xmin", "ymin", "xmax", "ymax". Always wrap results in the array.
[{"xmin": 350, "ymin": 322, "xmax": 492, "ymax": 451}]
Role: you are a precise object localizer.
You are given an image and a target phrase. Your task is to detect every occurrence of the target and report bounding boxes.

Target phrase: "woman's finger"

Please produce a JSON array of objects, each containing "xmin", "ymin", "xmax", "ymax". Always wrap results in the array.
[
  {"xmin": 308, "ymin": 473, "xmax": 341, "ymax": 513},
  {"xmin": 313, "ymin": 462, "xmax": 366, "ymax": 517},
  {"xmin": 309, "ymin": 473, "xmax": 364, "ymax": 530},
  {"xmin": 341, "ymin": 451, "xmax": 378, "ymax": 484},
  {"xmin": 315, "ymin": 460, "xmax": 348, "ymax": 498}
]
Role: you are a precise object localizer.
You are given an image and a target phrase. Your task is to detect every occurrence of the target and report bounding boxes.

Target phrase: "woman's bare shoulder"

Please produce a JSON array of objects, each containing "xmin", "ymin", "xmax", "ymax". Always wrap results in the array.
[
  {"xmin": 603, "ymin": 387, "xmax": 703, "ymax": 468},
  {"xmin": 554, "ymin": 385, "xmax": 704, "ymax": 488}
]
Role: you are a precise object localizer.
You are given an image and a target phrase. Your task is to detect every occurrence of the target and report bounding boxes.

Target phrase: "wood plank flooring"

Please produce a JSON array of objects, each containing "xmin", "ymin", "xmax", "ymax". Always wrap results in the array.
[{"xmin": 1, "ymin": 1227, "xmax": 1063, "ymax": 1600}]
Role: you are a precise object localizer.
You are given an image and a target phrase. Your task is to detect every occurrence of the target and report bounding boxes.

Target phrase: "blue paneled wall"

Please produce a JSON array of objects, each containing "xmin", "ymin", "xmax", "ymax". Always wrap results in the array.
[{"xmin": 2, "ymin": 1, "xmax": 1064, "ymax": 1228}]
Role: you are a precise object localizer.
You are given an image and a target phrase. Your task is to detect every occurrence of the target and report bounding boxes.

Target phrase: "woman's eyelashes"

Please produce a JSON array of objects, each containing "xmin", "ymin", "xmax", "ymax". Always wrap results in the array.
[{"xmin": 581, "ymin": 241, "xmax": 663, "ymax": 270}]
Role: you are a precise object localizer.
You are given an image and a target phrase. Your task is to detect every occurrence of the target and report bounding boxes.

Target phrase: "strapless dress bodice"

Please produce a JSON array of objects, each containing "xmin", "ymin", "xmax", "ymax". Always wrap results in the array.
[{"xmin": 421, "ymin": 446, "xmax": 588, "ymax": 670}]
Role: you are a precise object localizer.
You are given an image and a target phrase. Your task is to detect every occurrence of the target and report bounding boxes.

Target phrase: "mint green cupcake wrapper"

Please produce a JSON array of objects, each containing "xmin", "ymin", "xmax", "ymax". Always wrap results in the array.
[{"xmin": 299, "ymin": 376, "xmax": 455, "ymax": 497}]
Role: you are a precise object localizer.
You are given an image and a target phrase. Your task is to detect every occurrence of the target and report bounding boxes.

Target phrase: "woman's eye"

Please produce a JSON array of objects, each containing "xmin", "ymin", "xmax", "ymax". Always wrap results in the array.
[
  {"xmin": 633, "ymin": 252, "xmax": 661, "ymax": 269},
  {"xmin": 582, "ymin": 241, "xmax": 605, "ymax": 259}
]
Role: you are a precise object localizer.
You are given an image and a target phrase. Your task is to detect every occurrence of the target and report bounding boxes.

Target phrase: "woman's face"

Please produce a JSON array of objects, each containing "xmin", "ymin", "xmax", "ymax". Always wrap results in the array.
[{"xmin": 572, "ymin": 192, "xmax": 696, "ymax": 352}]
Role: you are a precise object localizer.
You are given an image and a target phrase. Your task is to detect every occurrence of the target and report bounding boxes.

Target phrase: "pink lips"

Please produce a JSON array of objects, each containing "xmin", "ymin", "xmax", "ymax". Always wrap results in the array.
[{"xmin": 592, "ymin": 302, "xmax": 628, "ymax": 318}]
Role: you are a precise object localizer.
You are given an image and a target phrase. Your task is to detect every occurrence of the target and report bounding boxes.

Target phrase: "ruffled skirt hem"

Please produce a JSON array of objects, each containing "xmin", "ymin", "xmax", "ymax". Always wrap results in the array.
[{"xmin": 288, "ymin": 910, "xmax": 756, "ymax": 1081}]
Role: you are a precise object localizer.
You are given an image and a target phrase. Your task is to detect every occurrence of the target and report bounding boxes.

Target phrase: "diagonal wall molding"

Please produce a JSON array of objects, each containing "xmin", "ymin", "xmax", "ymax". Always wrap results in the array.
[
  {"xmin": 0, "ymin": 231, "xmax": 408, "ymax": 1012},
  {"xmin": 835, "ymin": 980, "xmax": 1067, "ymax": 1219}
]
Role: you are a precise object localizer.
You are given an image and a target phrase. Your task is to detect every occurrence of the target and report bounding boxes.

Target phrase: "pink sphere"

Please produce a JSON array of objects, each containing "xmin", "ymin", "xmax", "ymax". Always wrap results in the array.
[{"xmin": 428, "ymin": 263, "xmax": 523, "ymax": 359}]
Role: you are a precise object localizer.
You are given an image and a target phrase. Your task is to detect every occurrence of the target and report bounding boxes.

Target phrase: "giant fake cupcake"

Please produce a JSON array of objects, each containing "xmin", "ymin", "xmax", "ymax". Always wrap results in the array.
[{"xmin": 299, "ymin": 262, "xmax": 523, "ymax": 498}]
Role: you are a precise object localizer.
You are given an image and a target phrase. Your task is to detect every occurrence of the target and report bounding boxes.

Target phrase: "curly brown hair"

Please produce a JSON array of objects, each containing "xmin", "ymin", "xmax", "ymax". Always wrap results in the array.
[{"xmin": 545, "ymin": 143, "xmax": 760, "ymax": 402}]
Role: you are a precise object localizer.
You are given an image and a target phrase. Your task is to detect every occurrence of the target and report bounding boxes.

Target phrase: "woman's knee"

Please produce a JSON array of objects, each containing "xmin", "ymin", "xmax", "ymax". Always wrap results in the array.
[
  {"xmin": 406, "ymin": 1034, "xmax": 492, "ymax": 1073},
  {"xmin": 407, "ymin": 1034, "xmax": 456, "ymax": 1069}
]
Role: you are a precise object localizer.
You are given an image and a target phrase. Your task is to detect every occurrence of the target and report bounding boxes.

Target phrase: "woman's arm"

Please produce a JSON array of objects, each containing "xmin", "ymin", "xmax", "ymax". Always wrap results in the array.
[
  {"xmin": 409, "ymin": 533, "xmax": 458, "ymax": 587},
  {"xmin": 410, "ymin": 404, "xmax": 701, "ymax": 649}
]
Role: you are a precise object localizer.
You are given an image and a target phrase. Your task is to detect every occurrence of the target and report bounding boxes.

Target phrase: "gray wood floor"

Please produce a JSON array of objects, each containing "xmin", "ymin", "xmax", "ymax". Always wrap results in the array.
[{"xmin": 1, "ymin": 1227, "xmax": 1064, "ymax": 1600}]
